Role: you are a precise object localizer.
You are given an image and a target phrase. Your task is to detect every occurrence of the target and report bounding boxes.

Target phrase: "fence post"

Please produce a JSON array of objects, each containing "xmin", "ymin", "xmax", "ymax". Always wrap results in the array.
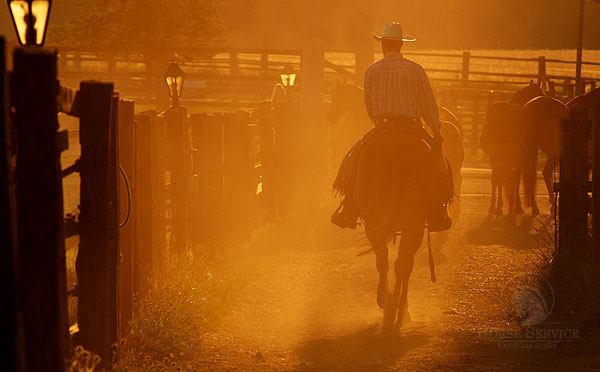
[
  {"xmin": 230, "ymin": 52, "xmax": 239, "ymax": 75},
  {"xmin": 164, "ymin": 107, "xmax": 189, "ymax": 254},
  {"xmin": 78, "ymin": 81, "xmax": 119, "ymax": 367},
  {"xmin": 272, "ymin": 100, "xmax": 299, "ymax": 216},
  {"xmin": 260, "ymin": 52, "xmax": 268, "ymax": 75},
  {"xmin": 593, "ymin": 103, "xmax": 600, "ymax": 253},
  {"xmin": 0, "ymin": 37, "xmax": 26, "ymax": 372},
  {"xmin": 471, "ymin": 92, "xmax": 481, "ymax": 149},
  {"xmin": 559, "ymin": 109, "xmax": 589, "ymax": 261},
  {"xmin": 223, "ymin": 112, "xmax": 252, "ymax": 240},
  {"xmin": 461, "ymin": 51, "xmax": 470, "ymax": 83},
  {"xmin": 133, "ymin": 111, "xmax": 157, "ymax": 294},
  {"xmin": 538, "ymin": 56, "xmax": 548, "ymax": 91},
  {"xmin": 118, "ymin": 100, "xmax": 135, "ymax": 338},
  {"xmin": 153, "ymin": 113, "xmax": 167, "ymax": 258},
  {"xmin": 190, "ymin": 113, "xmax": 224, "ymax": 243},
  {"xmin": 12, "ymin": 47, "xmax": 69, "ymax": 372}
]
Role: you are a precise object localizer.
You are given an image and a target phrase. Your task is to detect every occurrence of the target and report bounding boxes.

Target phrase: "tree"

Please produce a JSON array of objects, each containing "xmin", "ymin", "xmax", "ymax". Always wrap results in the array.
[{"xmin": 47, "ymin": 0, "xmax": 224, "ymax": 55}]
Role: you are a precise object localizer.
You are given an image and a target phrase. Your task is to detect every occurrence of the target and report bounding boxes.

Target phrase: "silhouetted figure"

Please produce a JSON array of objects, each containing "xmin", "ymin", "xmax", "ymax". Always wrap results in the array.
[{"xmin": 332, "ymin": 22, "xmax": 452, "ymax": 233}]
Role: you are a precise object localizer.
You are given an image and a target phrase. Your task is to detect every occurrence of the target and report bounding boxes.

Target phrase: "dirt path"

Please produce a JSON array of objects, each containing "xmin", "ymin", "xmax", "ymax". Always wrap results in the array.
[{"xmin": 199, "ymin": 174, "xmax": 600, "ymax": 372}]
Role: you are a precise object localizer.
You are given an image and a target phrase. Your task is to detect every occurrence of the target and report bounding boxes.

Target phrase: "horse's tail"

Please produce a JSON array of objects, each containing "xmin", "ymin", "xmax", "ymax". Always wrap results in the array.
[{"xmin": 522, "ymin": 145, "xmax": 538, "ymax": 208}]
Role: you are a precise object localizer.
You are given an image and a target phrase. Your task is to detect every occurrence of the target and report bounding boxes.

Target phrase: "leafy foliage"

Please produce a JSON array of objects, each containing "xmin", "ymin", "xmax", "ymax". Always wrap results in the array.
[{"xmin": 48, "ymin": 0, "xmax": 223, "ymax": 53}]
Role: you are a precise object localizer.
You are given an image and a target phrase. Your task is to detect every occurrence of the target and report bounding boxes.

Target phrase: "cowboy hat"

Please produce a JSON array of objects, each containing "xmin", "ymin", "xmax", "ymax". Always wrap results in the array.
[{"xmin": 372, "ymin": 22, "xmax": 416, "ymax": 42}]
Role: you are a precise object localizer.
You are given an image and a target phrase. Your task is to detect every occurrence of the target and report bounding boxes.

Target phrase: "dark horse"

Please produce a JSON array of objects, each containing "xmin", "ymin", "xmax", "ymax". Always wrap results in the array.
[
  {"xmin": 355, "ymin": 131, "xmax": 436, "ymax": 328},
  {"xmin": 329, "ymin": 80, "xmax": 464, "ymax": 200},
  {"xmin": 481, "ymin": 81, "xmax": 545, "ymax": 215}
]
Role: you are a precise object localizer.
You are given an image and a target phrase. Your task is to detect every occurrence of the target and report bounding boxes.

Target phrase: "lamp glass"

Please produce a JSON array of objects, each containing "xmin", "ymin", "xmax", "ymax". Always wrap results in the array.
[
  {"xmin": 280, "ymin": 67, "xmax": 297, "ymax": 87},
  {"xmin": 165, "ymin": 75, "xmax": 184, "ymax": 98},
  {"xmin": 32, "ymin": 0, "xmax": 50, "ymax": 45},
  {"xmin": 163, "ymin": 60, "xmax": 185, "ymax": 98},
  {"xmin": 9, "ymin": 1, "xmax": 28, "ymax": 45}
]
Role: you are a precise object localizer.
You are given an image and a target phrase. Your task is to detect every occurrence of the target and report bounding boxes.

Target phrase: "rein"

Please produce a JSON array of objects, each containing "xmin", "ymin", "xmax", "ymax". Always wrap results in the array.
[{"xmin": 427, "ymin": 228, "xmax": 436, "ymax": 282}]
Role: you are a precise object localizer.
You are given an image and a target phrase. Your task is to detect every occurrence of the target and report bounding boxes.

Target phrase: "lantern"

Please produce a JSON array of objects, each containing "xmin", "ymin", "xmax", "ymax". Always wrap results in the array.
[
  {"xmin": 163, "ymin": 60, "xmax": 185, "ymax": 99},
  {"xmin": 7, "ymin": 0, "xmax": 52, "ymax": 46},
  {"xmin": 280, "ymin": 65, "xmax": 297, "ymax": 88}
]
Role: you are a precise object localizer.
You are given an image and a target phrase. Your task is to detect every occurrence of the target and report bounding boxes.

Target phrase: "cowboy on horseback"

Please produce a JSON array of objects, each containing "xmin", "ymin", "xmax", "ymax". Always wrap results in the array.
[{"xmin": 332, "ymin": 22, "xmax": 452, "ymax": 232}]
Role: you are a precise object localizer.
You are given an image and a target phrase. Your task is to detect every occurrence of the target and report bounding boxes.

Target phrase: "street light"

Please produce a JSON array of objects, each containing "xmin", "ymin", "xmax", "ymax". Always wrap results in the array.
[
  {"xmin": 163, "ymin": 60, "xmax": 185, "ymax": 107},
  {"xmin": 7, "ymin": 0, "xmax": 52, "ymax": 46},
  {"xmin": 280, "ymin": 65, "xmax": 297, "ymax": 88}
]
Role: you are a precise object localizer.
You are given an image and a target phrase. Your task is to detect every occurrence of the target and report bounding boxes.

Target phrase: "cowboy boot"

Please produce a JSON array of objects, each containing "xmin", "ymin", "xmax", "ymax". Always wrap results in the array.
[
  {"xmin": 331, "ymin": 196, "xmax": 359, "ymax": 229},
  {"xmin": 427, "ymin": 203, "xmax": 452, "ymax": 232}
]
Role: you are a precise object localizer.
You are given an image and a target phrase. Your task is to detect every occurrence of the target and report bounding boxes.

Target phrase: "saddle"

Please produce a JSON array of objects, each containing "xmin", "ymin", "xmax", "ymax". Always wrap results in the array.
[{"xmin": 333, "ymin": 118, "xmax": 437, "ymax": 197}]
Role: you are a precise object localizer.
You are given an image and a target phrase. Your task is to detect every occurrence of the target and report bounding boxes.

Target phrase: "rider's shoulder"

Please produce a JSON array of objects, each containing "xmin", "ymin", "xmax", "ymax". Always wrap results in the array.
[{"xmin": 402, "ymin": 58, "xmax": 426, "ymax": 71}]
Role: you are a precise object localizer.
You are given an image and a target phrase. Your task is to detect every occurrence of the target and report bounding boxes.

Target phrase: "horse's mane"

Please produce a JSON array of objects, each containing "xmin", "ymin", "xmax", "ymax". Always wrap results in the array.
[{"xmin": 509, "ymin": 82, "xmax": 545, "ymax": 107}]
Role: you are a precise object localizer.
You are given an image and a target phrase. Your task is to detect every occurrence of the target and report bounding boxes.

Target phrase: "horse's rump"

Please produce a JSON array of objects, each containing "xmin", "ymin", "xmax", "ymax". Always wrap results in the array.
[
  {"xmin": 519, "ymin": 96, "xmax": 567, "ymax": 207},
  {"xmin": 355, "ymin": 133, "xmax": 433, "ymax": 242}
]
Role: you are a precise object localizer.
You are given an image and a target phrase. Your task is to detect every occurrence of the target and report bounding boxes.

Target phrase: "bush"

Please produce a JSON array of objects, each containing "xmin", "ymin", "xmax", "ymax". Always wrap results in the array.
[
  {"xmin": 530, "ymin": 216, "xmax": 600, "ymax": 328},
  {"xmin": 119, "ymin": 249, "xmax": 240, "ymax": 370}
]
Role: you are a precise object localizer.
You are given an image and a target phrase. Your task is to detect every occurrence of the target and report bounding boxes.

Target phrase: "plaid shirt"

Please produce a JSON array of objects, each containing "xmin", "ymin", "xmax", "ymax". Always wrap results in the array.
[{"xmin": 364, "ymin": 52, "xmax": 440, "ymax": 130}]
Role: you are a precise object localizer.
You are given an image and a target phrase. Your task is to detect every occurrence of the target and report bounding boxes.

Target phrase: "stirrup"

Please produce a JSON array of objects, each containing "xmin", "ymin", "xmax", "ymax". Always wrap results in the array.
[
  {"xmin": 427, "ymin": 205, "xmax": 452, "ymax": 232},
  {"xmin": 331, "ymin": 202, "xmax": 358, "ymax": 229}
]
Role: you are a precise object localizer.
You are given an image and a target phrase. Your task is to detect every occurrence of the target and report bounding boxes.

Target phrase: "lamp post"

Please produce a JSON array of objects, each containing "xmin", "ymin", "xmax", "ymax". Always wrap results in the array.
[
  {"xmin": 575, "ymin": 0, "xmax": 585, "ymax": 95},
  {"xmin": 162, "ymin": 60, "xmax": 189, "ymax": 254},
  {"xmin": 163, "ymin": 59, "xmax": 185, "ymax": 108},
  {"xmin": 8, "ymin": 2, "xmax": 69, "ymax": 371},
  {"xmin": 7, "ymin": 0, "xmax": 52, "ymax": 46}
]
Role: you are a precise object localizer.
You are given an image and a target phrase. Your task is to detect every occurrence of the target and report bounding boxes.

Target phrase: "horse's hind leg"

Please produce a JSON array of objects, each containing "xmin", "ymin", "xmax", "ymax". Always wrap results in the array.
[
  {"xmin": 543, "ymin": 158, "xmax": 556, "ymax": 213},
  {"xmin": 512, "ymin": 168, "xmax": 525, "ymax": 214},
  {"xmin": 374, "ymin": 242, "xmax": 391, "ymax": 309},
  {"xmin": 496, "ymin": 182, "xmax": 504, "ymax": 215},
  {"xmin": 489, "ymin": 167, "xmax": 498, "ymax": 215},
  {"xmin": 393, "ymin": 227, "xmax": 425, "ymax": 328}
]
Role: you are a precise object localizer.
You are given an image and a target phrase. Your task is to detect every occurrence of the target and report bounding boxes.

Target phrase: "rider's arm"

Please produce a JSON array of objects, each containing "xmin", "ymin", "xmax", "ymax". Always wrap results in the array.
[
  {"xmin": 417, "ymin": 67, "xmax": 441, "ymax": 134},
  {"xmin": 364, "ymin": 69, "xmax": 377, "ymax": 124}
]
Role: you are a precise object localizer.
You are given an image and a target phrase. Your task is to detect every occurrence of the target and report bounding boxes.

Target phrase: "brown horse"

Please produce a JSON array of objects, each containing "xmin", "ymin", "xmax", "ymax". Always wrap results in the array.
[
  {"xmin": 481, "ymin": 81, "xmax": 545, "ymax": 214},
  {"xmin": 354, "ymin": 131, "xmax": 436, "ymax": 328},
  {"xmin": 566, "ymin": 86, "xmax": 600, "ymax": 114},
  {"xmin": 518, "ymin": 95, "xmax": 568, "ymax": 215}
]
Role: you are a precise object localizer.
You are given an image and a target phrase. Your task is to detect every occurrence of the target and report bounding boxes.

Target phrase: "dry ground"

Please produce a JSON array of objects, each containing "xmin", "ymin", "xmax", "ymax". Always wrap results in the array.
[{"xmin": 193, "ymin": 172, "xmax": 600, "ymax": 372}]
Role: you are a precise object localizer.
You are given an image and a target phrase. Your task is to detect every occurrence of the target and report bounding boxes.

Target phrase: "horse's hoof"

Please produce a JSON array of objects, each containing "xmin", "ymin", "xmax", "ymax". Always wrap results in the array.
[
  {"xmin": 382, "ymin": 300, "xmax": 396, "ymax": 330},
  {"xmin": 532, "ymin": 207, "xmax": 540, "ymax": 216},
  {"xmin": 377, "ymin": 284, "xmax": 391, "ymax": 309},
  {"xmin": 396, "ymin": 306, "xmax": 412, "ymax": 328},
  {"xmin": 516, "ymin": 207, "xmax": 525, "ymax": 215},
  {"xmin": 495, "ymin": 207, "xmax": 503, "ymax": 216},
  {"xmin": 488, "ymin": 206, "xmax": 496, "ymax": 215}
]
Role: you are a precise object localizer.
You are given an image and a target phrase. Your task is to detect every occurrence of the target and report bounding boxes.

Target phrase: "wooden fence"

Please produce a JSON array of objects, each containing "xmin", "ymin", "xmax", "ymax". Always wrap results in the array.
[
  {"xmin": 557, "ymin": 105, "xmax": 600, "ymax": 261},
  {"xmin": 16, "ymin": 44, "xmax": 595, "ymax": 154},
  {"xmin": 3, "ymin": 39, "xmax": 299, "ymax": 370}
]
